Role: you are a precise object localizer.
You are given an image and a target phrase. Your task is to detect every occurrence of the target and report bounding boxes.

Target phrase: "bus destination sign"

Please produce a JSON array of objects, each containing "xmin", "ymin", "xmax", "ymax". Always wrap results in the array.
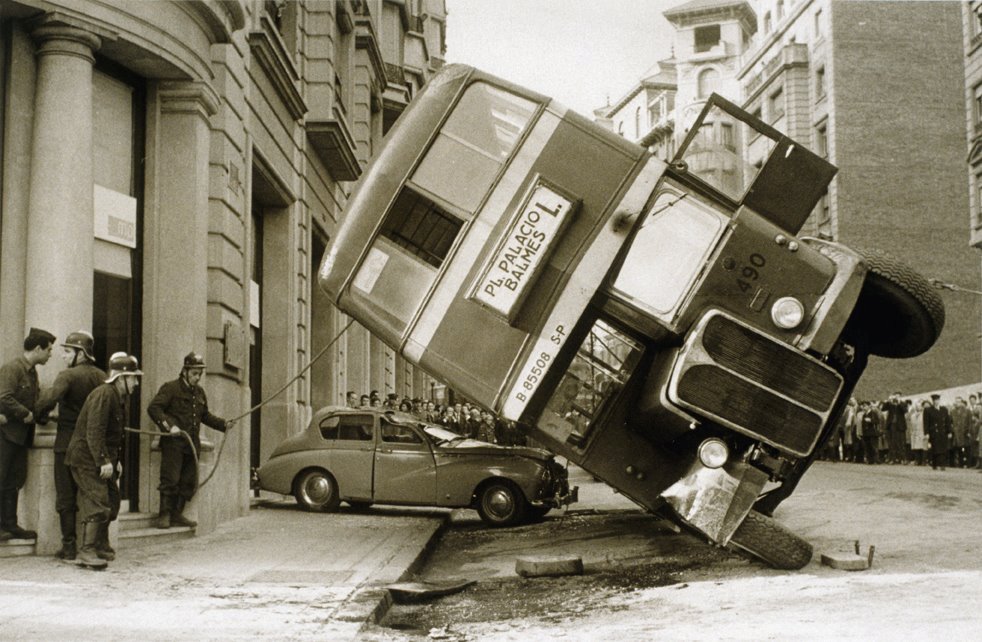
[{"xmin": 471, "ymin": 180, "xmax": 575, "ymax": 318}]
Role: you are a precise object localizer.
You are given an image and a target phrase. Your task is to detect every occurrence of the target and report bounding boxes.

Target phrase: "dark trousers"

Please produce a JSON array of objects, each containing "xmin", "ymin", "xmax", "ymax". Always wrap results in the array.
[
  {"xmin": 0, "ymin": 436, "xmax": 28, "ymax": 528},
  {"xmin": 53, "ymin": 451, "xmax": 78, "ymax": 514},
  {"xmin": 862, "ymin": 436, "xmax": 879, "ymax": 464},
  {"xmin": 159, "ymin": 440, "xmax": 198, "ymax": 500},
  {"xmin": 71, "ymin": 464, "xmax": 120, "ymax": 523}
]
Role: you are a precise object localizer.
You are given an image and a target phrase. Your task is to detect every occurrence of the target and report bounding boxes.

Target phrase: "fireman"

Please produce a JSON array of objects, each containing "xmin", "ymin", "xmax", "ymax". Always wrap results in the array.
[{"xmin": 147, "ymin": 352, "xmax": 234, "ymax": 529}]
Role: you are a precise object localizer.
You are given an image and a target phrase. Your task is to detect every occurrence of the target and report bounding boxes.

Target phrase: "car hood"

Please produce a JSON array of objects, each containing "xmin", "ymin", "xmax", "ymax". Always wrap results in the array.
[{"xmin": 437, "ymin": 439, "xmax": 553, "ymax": 462}]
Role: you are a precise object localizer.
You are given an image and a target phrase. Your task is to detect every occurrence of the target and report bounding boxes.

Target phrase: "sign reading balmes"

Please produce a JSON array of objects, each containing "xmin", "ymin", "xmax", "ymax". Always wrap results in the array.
[{"xmin": 471, "ymin": 180, "xmax": 575, "ymax": 318}]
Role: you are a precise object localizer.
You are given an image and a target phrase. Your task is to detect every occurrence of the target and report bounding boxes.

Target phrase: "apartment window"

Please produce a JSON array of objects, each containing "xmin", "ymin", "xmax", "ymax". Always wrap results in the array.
[
  {"xmin": 720, "ymin": 122, "xmax": 735, "ymax": 152},
  {"xmin": 815, "ymin": 121, "xmax": 828, "ymax": 157},
  {"xmin": 777, "ymin": 0, "xmax": 785, "ymax": 20},
  {"xmin": 815, "ymin": 66, "xmax": 826, "ymax": 99},
  {"xmin": 814, "ymin": 9, "xmax": 823, "ymax": 38},
  {"xmin": 698, "ymin": 68, "xmax": 720, "ymax": 99},
  {"xmin": 695, "ymin": 24, "xmax": 721, "ymax": 53},
  {"xmin": 975, "ymin": 84, "xmax": 982, "ymax": 127},
  {"xmin": 769, "ymin": 86, "xmax": 785, "ymax": 121},
  {"xmin": 763, "ymin": 11, "xmax": 772, "ymax": 33},
  {"xmin": 635, "ymin": 106, "xmax": 642, "ymax": 138},
  {"xmin": 975, "ymin": 5, "xmax": 982, "ymax": 37}
]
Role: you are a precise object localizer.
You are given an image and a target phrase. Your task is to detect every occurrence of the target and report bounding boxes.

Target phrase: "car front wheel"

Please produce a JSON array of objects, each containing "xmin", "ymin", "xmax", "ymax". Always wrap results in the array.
[
  {"xmin": 476, "ymin": 480, "xmax": 528, "ymax": 527},
  {"xmin": 294, "ymin": 469, "xmax": 341, "ymax": 512}
]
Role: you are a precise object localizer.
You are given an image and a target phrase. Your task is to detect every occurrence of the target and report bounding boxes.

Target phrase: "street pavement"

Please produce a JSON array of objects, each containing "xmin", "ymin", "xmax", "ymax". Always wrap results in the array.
[{"xmin": 0, "ymin": 466, "xmax": 632, "ymax": 641}]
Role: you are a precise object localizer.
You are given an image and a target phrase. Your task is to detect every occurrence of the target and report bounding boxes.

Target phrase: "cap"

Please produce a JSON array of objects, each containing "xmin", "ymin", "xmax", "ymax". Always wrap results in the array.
[
  {"xmin": 25, "ymin": 327, "xmax": 56, "ymax": 348},
  {"xmin": 62, "ymin": 330, "xmax": 95, "ymax": 360},
  {"xmin": 182, "ymin": 352, "xmax": 206, "ymax": 370},
  {"xmin": 105, "ymin": 352, "xmax": 143, "ymax": 383},
  {"xmin": 930, "ymin": 394, "xmax": 941, "ymax": 400}
]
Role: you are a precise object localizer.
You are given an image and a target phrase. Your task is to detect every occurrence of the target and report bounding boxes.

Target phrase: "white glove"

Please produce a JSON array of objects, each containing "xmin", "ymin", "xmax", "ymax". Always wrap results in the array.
[{"xmin": 99, "ymin": 462, "xmax": 113, "ymax": 480}]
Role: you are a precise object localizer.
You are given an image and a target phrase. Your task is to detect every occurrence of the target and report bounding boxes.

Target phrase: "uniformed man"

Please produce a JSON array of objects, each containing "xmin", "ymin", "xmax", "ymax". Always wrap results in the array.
[
  {"xmin": 0, "ymin": 327, "xmax": 55, "ymax": 541},
  {"xmin": 36, "ymin": 331, "xmax": 107, "ymax": 560},
  {"xmin": 66, "ymin": 352, "xmax": 141, "ymax": 569},
  {"xmin": 147, "ymin": 352, "xmax": 233, "ymax": 529}
]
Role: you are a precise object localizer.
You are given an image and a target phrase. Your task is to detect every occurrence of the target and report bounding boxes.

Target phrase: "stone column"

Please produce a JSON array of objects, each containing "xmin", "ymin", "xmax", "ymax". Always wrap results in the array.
[
  {"xmin": 140, "ymin": 81, "xmax": 219, "ymax": 518},
  {"xmin": 20, "ymin": 19, "xmax": 103, "ymax": 556},
  {"xmin": 23, "ymin": 21, "xmax": 102, "ymax": 381}
]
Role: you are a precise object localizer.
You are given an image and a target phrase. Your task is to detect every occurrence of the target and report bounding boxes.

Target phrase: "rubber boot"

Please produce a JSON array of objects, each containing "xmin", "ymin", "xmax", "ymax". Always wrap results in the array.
[
  {"xmin": 77, "ymin": 522, "xmax": 107, "ymax": 569},
  {"xmin": 155, "ymin": 494, "xmax": 172, "ymax": 529},
  {"xmin": 95, "ymin": 521, "xmax": 115, "ymax": 561},
  {"xmin": 56, "ymin": 511, "xmax": 77, "ymax": 560},
  {"xmin": 171, "ymin": 496, "xmax": 197, "ymax": 528},
  {"xmin": 1, "ymin": 490, "xmax": 37, "ymax": 539}
]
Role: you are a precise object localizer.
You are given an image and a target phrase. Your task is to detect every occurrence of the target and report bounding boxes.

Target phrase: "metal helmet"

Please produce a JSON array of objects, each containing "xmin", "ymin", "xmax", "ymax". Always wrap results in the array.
[
  {"xmin": 105, "ymin": 352, "xmax": 143, "ymax": 383},
  {"xmin": 61, "ymin": 330, "xmax": 95, "ymax": 361},
  {"xmin": 182, "ymin": 351, "xmax": 206, "ymax": 370}
]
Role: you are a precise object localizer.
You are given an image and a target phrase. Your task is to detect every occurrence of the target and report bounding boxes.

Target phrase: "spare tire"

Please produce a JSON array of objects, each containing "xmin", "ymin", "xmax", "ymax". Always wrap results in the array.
[
  {"xmin": 728, "ymin": 510, "xmax": 813, "ymax": 570},
  {"xmin": 849, "ymin": 248, "xmax": 945, "ymax": 358}
]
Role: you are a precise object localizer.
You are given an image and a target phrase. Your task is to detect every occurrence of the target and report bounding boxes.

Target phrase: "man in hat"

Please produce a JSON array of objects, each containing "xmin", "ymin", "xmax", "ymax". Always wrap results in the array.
[
  {"xmin": 36, "ymin": 331, "xmax": 107, "ymax": 559},
  {"xmin": 147, "ymin": 351, "xmax": 234, "ymax": 529},
  {"xmin": 66, "ymin": 351, "xmax": 141, "ymax": 569},
  {"xmin": 0, "ymin": 327, "xmax": 55, "ymax": 541},
  {"xmin": 923, "ymin": 394, "xmax": 952, "ymax": 471}
]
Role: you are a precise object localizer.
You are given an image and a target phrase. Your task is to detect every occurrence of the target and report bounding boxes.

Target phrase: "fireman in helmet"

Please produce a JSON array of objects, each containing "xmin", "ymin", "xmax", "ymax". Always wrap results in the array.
[
  {"xmin": 147, "ymin": 351, "xmax": 234, "ymax": 529},
  {"xmin": 36, "ymin": 331, "xmax": 107, "ymax": 560}
]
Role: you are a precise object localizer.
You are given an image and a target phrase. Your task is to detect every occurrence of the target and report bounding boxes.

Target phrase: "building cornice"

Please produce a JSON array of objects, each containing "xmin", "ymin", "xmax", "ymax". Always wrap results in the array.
[{"xmin": 247, "ymin": 16, "xmax": 307, "ymax": 122}]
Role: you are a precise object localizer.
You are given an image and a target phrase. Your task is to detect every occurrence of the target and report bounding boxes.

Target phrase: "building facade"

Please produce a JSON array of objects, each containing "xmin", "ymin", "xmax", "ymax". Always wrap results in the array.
[
  {"xmin": 0, "ymin": 0, "xmax": 445, "ymax": 555},
  {"xmin": 602, "ymin": 0, "xmax": 978, "ymax": 400},
  {"xmin": 739, "ymin": 0, "xmax": 976, "ymax": 399}
]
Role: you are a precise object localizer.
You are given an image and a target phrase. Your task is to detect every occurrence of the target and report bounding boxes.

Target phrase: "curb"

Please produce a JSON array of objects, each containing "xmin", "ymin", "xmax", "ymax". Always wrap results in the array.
[{"xmin": 347, "ymin": 512, "xmax": 453, "ymax": 635}]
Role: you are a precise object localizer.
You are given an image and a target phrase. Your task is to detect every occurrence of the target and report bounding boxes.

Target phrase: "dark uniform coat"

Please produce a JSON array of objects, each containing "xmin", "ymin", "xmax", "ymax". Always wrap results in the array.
[
  {"xmin": 66, "ymin": 383, "xmax": 126, "ymax": 471},
  {"xmin": 147, "ymin": 377, "xmax": 227, "ymax": 451},
  {"xmin": 36, "ymin": 363, "xmax": 107, "ymax": 453},
  {"xmin": 0, "ymin": 356, "xmax": 40, "ymax": 447}
]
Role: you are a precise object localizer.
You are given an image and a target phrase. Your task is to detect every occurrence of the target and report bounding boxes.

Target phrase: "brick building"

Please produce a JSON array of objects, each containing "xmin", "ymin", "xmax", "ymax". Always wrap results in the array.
[
  {"xmin": 740, "ymin": 0, "xmax": 976, "ymax": 399},
  {"xmin": 0, "ymin": 0, "xmax": 446, "ymax": 556}
]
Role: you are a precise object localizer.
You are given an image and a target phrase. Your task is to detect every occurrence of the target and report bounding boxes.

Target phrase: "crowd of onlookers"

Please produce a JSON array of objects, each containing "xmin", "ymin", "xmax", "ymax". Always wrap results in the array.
[
  {"xmin": 343, "ymin": 389, "xmax": 527, "ymax": 446},
  {"xmin": 821, "ymin": 391, "xmax": 982, "ymax": 471}
]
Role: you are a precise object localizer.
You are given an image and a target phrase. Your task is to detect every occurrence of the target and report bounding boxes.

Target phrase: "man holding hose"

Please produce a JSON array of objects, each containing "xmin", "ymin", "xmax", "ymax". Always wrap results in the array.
[{"xmin": 148, "ymin": 352, "xmax": 234, "ymax": 529}]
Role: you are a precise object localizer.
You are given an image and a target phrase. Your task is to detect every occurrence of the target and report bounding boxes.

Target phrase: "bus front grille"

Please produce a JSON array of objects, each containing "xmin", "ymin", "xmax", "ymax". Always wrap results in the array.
[{"xmin": 670, "ymin": 311, "xmax": 842, "ymax": 457}]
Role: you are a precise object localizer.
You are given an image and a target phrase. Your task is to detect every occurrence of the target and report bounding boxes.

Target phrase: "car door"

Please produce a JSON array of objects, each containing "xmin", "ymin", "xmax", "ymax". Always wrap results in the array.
[
  {"xmin": 373, "ymin": 417, "xmax": 437, "ymax": 504},
  {"xmin": 320, "ymin": 413, "xmax": 375, "ymax": 499}
]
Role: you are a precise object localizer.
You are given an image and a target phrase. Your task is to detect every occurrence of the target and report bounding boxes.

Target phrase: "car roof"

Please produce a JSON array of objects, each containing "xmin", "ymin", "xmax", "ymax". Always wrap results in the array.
[{"xmin": 311, "ymin": 406, "xmax": 429, "ymax": 427}]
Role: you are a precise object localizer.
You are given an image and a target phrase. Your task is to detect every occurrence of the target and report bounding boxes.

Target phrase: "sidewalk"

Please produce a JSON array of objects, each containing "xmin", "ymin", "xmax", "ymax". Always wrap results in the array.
[{"xmin": 0, "ymin": 500, "xmax": 447, "ymax": 641}]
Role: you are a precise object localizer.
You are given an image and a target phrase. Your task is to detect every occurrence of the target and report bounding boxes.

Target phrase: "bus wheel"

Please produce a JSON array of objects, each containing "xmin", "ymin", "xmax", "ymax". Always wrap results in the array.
[
  {"xmin": 728, "ymin": 510, "xmax": 813, "ymax": 570},
  {"xmin": 477, "ymin": 480, "xmax": 527, "ymax": 527},
  {"xmin": 850, "ymin": 248, "xmax": 944, "ymax": 358},
  {"xmin": 294, "ymin": 469, "xmax": 341, "ymax": 512}
]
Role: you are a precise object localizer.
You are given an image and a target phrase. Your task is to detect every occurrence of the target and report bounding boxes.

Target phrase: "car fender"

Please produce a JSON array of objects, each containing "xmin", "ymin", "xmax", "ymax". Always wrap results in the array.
[
  {"xmin": 257, "ymin": 450, "xmax": 338, "ymax": 497},
  {"xmin": 434, "ymin": 455, "xmax": 546, "ymax": 506}
]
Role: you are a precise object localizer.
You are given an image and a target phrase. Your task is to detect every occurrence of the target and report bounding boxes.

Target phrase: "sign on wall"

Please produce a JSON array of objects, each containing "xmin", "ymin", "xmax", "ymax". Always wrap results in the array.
[{"xmin": 93, "ymin": 184, "xmax": 137, "ymax": 248}]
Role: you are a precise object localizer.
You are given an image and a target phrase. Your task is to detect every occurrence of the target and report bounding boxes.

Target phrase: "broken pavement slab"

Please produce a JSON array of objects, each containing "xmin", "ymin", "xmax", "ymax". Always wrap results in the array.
[{"xmin": 515, "ymin": 554, "xmax": 584, "ymax": 577}]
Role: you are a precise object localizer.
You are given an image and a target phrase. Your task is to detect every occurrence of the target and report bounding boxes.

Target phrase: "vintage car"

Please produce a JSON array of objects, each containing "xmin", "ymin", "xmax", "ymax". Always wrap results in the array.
[{"xmin": 255, "ymin": 406, "xmax": 576, "ymax": 526}]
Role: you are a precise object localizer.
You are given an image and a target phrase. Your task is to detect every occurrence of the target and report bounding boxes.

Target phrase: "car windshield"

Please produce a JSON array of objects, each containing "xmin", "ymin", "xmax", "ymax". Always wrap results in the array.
[{"xmin": 422, "ymin": 425, "xmax": 465, "ymax": 444}]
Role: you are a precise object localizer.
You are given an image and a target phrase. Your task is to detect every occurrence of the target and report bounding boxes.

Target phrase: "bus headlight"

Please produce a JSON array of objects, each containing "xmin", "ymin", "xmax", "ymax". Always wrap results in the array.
[
  {"xmin": 698, "ymin": 438, "xmax": 729, "ymax": 469},
  {"xmin": 771, "ymin": 296, "xmax": 805, "ymax": 329}
]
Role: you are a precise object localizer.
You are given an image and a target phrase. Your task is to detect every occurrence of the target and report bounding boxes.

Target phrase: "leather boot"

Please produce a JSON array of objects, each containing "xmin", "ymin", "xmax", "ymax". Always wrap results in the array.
[
  {"xmin": 56, "ymin": 511, "xmax": 77, "ymax": 560},
  {"xmin": 171, "ymin": 496, "xmax": 197, "ymax": 528},
  {"xmin": 77, "ymin": 521, "xmax": 107, "ymax": 569},
  {"xmin": 156, "ymin": 493, "xmax": 172, "ymax": 529},
  {"xmin": 1, "ymin": 491, "xmax": 37, "ymax": 540},
  {"xmin": 95, "ymin": 521, "xmax": 115, "ymax": 561}
]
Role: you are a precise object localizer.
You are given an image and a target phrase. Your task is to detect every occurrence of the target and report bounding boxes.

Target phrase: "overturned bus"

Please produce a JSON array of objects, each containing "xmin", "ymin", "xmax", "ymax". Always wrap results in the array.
[{"xmin": 318, "ymin": 64, "xmax": 943, "ymax": 569}]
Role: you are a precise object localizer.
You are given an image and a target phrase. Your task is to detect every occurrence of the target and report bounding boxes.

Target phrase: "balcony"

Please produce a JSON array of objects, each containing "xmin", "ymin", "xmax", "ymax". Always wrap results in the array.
[{"xmin": 307, "ymin": 106, "xmax": 360, "ymax": 181}]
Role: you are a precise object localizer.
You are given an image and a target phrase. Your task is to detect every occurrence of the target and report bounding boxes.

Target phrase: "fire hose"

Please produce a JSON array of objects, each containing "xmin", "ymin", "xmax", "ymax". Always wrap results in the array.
[{"xmin": 123, "ymin": 318, "xmax": 354, "ymax": 490}]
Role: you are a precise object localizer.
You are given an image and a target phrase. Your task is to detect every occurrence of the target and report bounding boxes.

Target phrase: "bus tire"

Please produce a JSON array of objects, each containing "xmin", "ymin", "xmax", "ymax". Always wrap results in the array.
[
  {"xmin": 728, "ymin": 510, "xmax": 813, "ymax": 570},
  {"xmin": 851, "ymin": 248, "xmax": 944, "ymax": 358}
]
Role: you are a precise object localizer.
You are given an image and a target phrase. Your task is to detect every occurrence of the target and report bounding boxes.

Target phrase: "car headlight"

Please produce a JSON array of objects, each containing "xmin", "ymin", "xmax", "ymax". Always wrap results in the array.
[
  {"xmin": 770, "ymin": 296, "xmax": 805, "ymax": 329},
  {"xmin": 697, "ymin": 437, "xmax": 729, "ymax": 469}
]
